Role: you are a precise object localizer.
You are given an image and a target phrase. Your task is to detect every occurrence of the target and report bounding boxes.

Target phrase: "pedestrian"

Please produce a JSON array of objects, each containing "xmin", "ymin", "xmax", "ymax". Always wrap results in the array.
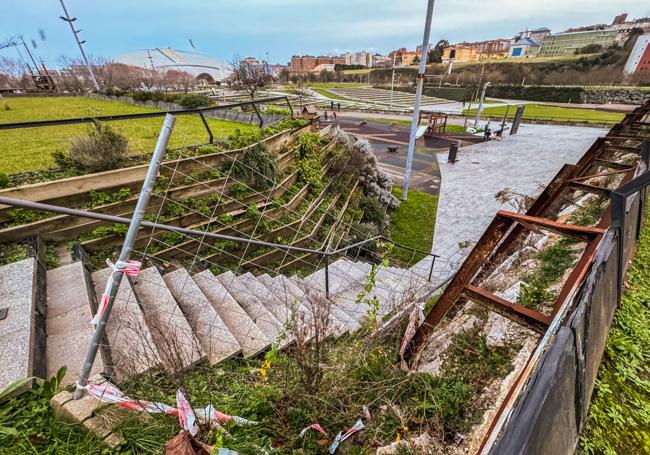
[
  {"xmin": 324, "ymin": 110, "xmax": 329, "ymax": 121},
  {"xmin": 484, "ymin": 122, "xmax": 491, "ymax": 141},
  {"xmin": 332, "ymin": 111, "xmax": 337, "ymax": 122},
  {"xmin": 337, "ymin": 102, "xmax": 341, "ymax": 111},
  {"xmin": 331, "ymin": 101, "xmax": 334, "ymax": 109}
]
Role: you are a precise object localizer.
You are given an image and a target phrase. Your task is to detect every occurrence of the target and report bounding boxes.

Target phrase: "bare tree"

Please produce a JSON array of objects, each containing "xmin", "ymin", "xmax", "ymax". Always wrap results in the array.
[
  {"xmin": 0, "ymin": 56, "xmax": 31, "ymax": 89},
  {"xmin": 288, "ymin": 79, "xmax": 309, "ymax": 106},
  {"xmin": 228, "ymin": 54, "xmax": 272, "ymax": 100}
]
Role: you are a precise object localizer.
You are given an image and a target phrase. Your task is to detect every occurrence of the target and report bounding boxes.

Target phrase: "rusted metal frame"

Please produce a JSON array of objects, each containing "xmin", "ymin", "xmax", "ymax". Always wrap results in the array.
[
  {"xmin": 566, "ymin": 167, "xmax": 635, "ymax": 183},
  {"xmin": 496, "ymin": 210, "xmax": 605, "ymax": 242},
  {"xmin": 594, "ymin": 158, "xmax": 636, "ymax": 170},
  {"xmin": 408, "ymin": 215, "xmax": 515, "ymax": 356},
  {"xmin": 462, "ymin": 284, "xmax": 550, "ymax": 333},
  {"xmin": 567, "ymin": 181, "xmax": 611, "ymax": 196}
]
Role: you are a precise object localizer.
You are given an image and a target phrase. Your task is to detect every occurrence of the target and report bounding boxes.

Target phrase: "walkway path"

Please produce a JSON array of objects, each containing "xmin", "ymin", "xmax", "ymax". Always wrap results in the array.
[{"xmin": 411, "ymin": 123, "xmax": 607, "ymax": 282}]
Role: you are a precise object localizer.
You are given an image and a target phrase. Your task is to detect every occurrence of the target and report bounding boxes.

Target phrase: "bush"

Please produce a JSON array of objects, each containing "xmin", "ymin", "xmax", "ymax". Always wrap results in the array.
[
  {"xmin": 0, "ymin": 173, "xmax": 8, "ymax": 189},
  {"xmin": 56, "ymin": 123, "xmax": 129, "ymax": 172},
  {"xmin": 231, "ymin": 143, "xmax": 277, "ymax": 191},
  {"xmin": 175, "ymin": 93, "xmax": 211, "ymax": 109}
]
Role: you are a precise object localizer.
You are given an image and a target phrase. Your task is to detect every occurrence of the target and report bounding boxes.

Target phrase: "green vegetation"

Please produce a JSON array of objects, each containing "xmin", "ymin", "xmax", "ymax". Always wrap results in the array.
[
  {"xmin": 388, "ymin": 188, "xmax": 438, "ymax": 265},
  {"xmin": 464, "ymin": 103, "xmax": 624, "ymax": 124},
  {"xmin": 231, "ymin": 143, "xmax": 277, "ymax": 191},
  {"xmin": 0, "ymin": 243, "xmax": 28, "ymax": 266},
  {"xmin": 53, "ymin": 122, "xmax": 130, "ymax": 172},
  {"xmin": 310, "ymin": 88, "xmax": 350, "ymax": 102},
  {"xmin": 0, "ymin": 96, "xmax": 256, "ymax": 174},
  {"xmin": 364, "ymin": 117, "xmax": 472, "ymax": 135},
  {"xmin": 580, "ymin": 207, "xmax": 650, "ymax": 454}
]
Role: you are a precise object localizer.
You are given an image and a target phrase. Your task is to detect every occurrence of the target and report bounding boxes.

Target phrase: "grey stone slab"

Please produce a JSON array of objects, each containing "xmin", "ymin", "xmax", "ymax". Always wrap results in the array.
[
  {"xmin": 92, "ymin": 268, "xmax": 161, "ymax": 382},
  {"xmin": 239, "ymin": 273, "xmax": 292, "ymax": 327},
  {"xmin": 216, "ymin": 271, "xmax": 284, "ymax": 344},
  {"xmin": 0, "ymin": 258, "xmax": 37, "ymax": 394},
  {"xmin": 46, "ymin": 262, "xmax": 103, "ymax": 385},
  {"xmin": 193, "ymin": 271, "xmax": 270, "ymax": 357},
  {"xmin": 131, "ymin": 267, "xmax": 204, "ymax": 372},
  {"xmin": 291, "ymin": 276, "xmax": 360, "ymax": 332},
  {"xmin": 163, "ymin": 269, "xmax": 241, "ymax": 364}
]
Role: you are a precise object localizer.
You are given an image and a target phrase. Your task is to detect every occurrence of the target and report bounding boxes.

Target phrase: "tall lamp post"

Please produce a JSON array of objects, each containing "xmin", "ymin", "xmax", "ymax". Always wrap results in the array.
[
  {"xmin": 473, "ymin": 81, "xmax": 491, "ymax": 128},
  {"xmin": 401, "ymin": 0, "xmax": 436, "ymax": 200},
  {"xmin": 389, "ymin": 54, "xmax": 396, "ymax": 111},
  {"xmin": 59, "ymin": 0, "xmax": 100, "ymax": 91}
]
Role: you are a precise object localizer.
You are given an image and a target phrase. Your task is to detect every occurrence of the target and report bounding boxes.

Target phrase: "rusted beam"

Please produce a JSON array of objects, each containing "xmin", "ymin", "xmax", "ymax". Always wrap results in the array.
[
  {"xmin": 409, "ymin": 215, "xmax": 515, "ymax": 356},
  {"xmin": 594, "ymin": 158, "xmax": 636, "ymax": 170},
  {"xmin": 463, "ymin": 285, "xmax": 550, "ymax": 333},
  {"xmin": 567, "ymin": 181, "xmax": 611, "ymax": 197},
  {"xmin": 497, "ymin": 211, "xmax": 605, "ymax": 242},
  {"xmin": 567, "ymin": 168, "xmax": 635, "ymax": 183}
]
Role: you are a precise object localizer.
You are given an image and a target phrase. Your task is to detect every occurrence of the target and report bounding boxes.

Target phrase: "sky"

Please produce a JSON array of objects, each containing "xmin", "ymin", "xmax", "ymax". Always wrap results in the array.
[{"xmin": 1, "ymin": 0, "xmax": 649, "ymax": 68}]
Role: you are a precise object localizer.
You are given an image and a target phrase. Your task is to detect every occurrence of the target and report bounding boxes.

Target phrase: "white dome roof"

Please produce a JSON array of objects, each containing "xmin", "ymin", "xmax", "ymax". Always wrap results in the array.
[{"xmin": 115, "ymin": 48, "xmax": 231, "ymax": 81}]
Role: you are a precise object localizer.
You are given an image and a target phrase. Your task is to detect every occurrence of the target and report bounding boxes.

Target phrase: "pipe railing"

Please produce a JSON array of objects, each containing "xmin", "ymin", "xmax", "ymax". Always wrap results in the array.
[{"xmin": 0, "ymin": 196, "xmax": 439, "ymax": 298}]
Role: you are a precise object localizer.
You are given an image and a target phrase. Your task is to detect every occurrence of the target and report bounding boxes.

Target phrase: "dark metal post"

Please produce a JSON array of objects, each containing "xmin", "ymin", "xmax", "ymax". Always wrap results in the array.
[
  {"xmin": 448, "ymin": 141, "xmax": 459, "ymax": 164},
  {"xmin": 73, "ymin": 114, "xmax": 176, "ymax": 399},
  {"xmin": 251, "ymin": 101, "xmax": 264, "ymax": 128},
  {"xmin": 610, "ymin": 191, "xmax": 627, "ymax": 297},
  {"xmin": 510, "ymin": 105, "xmax": 525, "ymax": 135},
  {"xmin": 284, "ymin": 97, "xmax": 294, "ymax": 116},
  {"xmin": 198, "ymin": 111, "xmax": 214, "ymax": 144},
  {"xmin": 324, "ymin": 255, "xmax": 330, "ymax": 299},
  {"xmin": 428, "ymin": 256, "xmax": 436, "ymax": 282}
]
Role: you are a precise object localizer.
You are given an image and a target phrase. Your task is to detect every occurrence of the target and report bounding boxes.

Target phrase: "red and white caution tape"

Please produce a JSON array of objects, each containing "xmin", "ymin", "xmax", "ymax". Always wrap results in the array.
[
  {"xmin": 299, "ymin": 423, "xmax": 327, "ymax": 438},
  {"xmin": 329, "ymin": 419, "xmax": 365, "ymax": 453},
  {"xmin": 81, "ymin": 382, "xmax": 256, "ymax": 434},
  {"xmin": 91, "ymin": 259, "xmax": 142, "ymax": 325}
]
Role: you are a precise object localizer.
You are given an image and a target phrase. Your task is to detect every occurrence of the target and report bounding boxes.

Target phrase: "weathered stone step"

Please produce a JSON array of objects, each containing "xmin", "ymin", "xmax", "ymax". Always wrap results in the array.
[
  {"xmin": 46, "ymin": 262, "xmax": 104, "ymax": 385},
  {"xmin": 163, "ymin": 269, "xmax": 241, "ymax": 364},
  {"xmin": 216, "ymin": 271, "xmax": 285, "ymax": 345},
  {"xmin": 0, "ymin": 258, "xmax": 44, "ymax": 395},
  {"xmin": 93, "ymin": 267, "xmax": 161, "ymax": 383},
  {"xmin": 192, "ymin": 270, "xmax": 270, "ymax": 357},
  {"xmin": 131, "ymin": 267, "xmax": 205, "ymax": 372},
  {"xmin": 239, "ymin": 273, "xmax": 293, "ymax": 327}
]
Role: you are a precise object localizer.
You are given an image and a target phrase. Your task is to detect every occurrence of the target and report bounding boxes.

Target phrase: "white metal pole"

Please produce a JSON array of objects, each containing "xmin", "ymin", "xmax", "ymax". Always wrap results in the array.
[
  {"xmin": 389, "ymin": 54, "xmax": 396, "ymax": 111},
  {"xmin": 401, "ymin": 0, "xmax": 435, "ymax": 200},
  {"xmin": 474, "ymin": 81, "xmax": 490, "ymax": 128},
  {"xmin": 59, "ymin": 0, "xmax": 100, "ymax": 91}
]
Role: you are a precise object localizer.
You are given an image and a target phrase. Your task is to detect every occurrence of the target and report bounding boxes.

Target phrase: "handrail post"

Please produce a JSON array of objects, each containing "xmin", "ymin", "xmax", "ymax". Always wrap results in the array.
[
  {"xmin": 428, "ymin": 255, "xmax": 436, "ymax": 282},
  {"xmin": 325, "ymin": 255, "xmax": 330, "ymax": 299},
  {"xmin": 284, "ymin": 96, "xmax": 294, "ymax": 116},
  {"xmin": 251, "ymin": 101, "xmax": 264, "ymax": 128},
  {"xmin": 73, "ymin": 114, "xmax": 176, "ymax": 399},
  {"xmin": 198, "ymin": 111, "xmax": 214, "ymax": 144}
]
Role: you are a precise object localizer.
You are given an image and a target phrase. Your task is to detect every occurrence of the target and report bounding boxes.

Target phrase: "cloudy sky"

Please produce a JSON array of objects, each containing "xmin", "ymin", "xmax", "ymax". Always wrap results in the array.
[{"xmin": 1, "ymin": 0, "xmax": 648, "ymax": 67}]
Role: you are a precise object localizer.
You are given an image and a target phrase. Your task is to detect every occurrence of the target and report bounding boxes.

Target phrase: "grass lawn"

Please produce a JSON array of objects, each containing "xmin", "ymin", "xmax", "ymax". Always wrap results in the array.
[
  {"xmin": 463, "ymin": 103, "xmax": 624, "ymax": 124},
  {"xmin": 389, "ymin": 187, "xmax": 438, "ymax": 265},
  {"xmin": 364, "ymin": 117, "xmax": 471, "ymax": 135},
  {"xmin": 309, "ymin": 88, "xmax": 353, "ymax": 102},
  {"xmin": 580, "ymin": 207, "xmax": 650, "ymax": 454},
  {"xmin": 303, "ymin": 82, "xmax": 369, "ymax": 89},
  {"xmin": 0, "ymin": 96, "xmax": 256, "ymax": 174}
]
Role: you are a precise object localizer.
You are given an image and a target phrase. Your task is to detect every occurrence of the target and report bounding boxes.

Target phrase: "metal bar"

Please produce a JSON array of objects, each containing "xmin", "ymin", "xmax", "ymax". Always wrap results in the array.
[
  {"xmin": 198, "ymin": 111, "xmax": 214, "ymax": 144},
  {"xmin": 566, "ymin": 168, "xmax": 635, "ymax": 183},
  {"xmin": 284, "ymin": 97, "xmax": 294, "ymax": 117},
  {"xmin": 496, "ymin": 210, "xmax": 605, "ymax": 242},
  {"xmin": 0, "ymin": 96, "xmax": 288, "ymax": 130},
  {"xmin": 428, "ymin": 256, "xmax": 436, "ymax": 282},
  {"xmin": 325, "ymin": 255, "xmax": 330, "ymax": 299},
  {"xmin": 73, "ymin": 114, "xmax": 176, "ymax": 399},
  {"xmin": 251, "ymin": 101, "xmax": 264, "ymax": 128},
  {"xmin": 462, "ymin": 284, "xmax": 550, "ymax": 331},
  {"xmin": 567, "ymin": 181, "xmax": 611, "ymax": 196},
  {"xmin": 401, "ymin": 0, "xmax": 436, "ymax": 200},
  {"xmin": 594, "ymin": 158, "xmax": 636, "ymax": 170}
]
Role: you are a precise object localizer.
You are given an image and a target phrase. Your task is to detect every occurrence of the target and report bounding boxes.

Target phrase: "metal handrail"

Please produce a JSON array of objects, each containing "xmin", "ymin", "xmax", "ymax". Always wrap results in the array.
[
  {"xmin": 0, "ymin": 95, "xmax": 294, "ymax": 135},
  {"xmin": 0, "ymin": 195, "xmax": 439, "ymax": 296}
]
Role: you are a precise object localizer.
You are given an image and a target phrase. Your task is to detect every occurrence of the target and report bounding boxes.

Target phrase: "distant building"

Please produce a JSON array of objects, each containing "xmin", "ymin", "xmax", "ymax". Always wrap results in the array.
[
  {"xmin": 344, "ymin": 51, "xmax": 374, "ymax": 67},
  {"xmin": 373, "ymin": 54, "xmax": 392, "ymax": 68},
  {"xmin": 442, "ymin": 39, "xmax": 510, "ymax": 63},
  {"xmin": 539, "ymin": 29, "xmax": 618, "ymax": 56},
  {"xmin": 508, "ymin": 28, "xmax": 549, "ymax": 58},
  {"xmin": 609, "ymin": 14, "xmax": 650, "ymax": 34},
  {"xmin": 623, "ymin": 34, "xmax": 650, "ymax": 76},
  {"xmin": 389, "ymin": 47, "xmax": 421, "ymax": 66},
  {"xmin": 269, "ymin": 64, "xmax": 288, "ymax": 77},
  {"xmin": 290, "ymin": 55, "xmax": 346, "ymax": 72}
]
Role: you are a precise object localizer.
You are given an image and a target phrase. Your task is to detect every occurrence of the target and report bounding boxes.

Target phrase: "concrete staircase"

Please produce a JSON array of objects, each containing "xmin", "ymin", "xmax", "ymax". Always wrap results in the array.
[{"xmin": 0, "ymin": 256, "xmax": 432, "ymax": 391}]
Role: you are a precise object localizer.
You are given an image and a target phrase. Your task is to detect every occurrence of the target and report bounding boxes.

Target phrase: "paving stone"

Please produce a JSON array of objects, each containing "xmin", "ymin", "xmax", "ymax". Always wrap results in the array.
[
  {"xmin": 103, "ymin": 432, "xmax": 125, "ymax": 448},
  {"xmin": 0, "ymin": 258, "xmax": 39, "ymax": 395},
  {"xmin": 193, "ymin": 271, "xmax": 270, "ymax": 357},
  {"xmin": 82, "ymin": 405, "xmax": 137, "ymax": 439},
  {"xmin": 46, "ymin": 262, "xmax": 103, "ymax": 385},
  {"xmin": 216, "ymin": 271, "xmax": 284, "ymax": 344},
  {"xmin": 53, "ymin": 392, "xmax": 102, "ymax": 423},
  {"xmin": 131, "ymin": 267, "xmax": 204, "ymax": 372},
  {"xmin": 292, "ymin": 276, "xmax": 360, "ymax": 332},
  {"xmin": 238, "ymin": 273, "xmax": 292, "ymax": 326},
  {"xmin": 92, "ymin": 268, "xmax": 161, "ymax": 382},
  {"xmin": 163, "ymin": 269, "xmax": 241, "ymax": 364}
]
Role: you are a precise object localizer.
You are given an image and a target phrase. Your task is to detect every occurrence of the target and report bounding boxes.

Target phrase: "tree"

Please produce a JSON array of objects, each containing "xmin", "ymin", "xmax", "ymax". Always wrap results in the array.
[
  {"xmin": 0, "ymin": 56, "xmax": 31, "ymax": 89},
  {"xmin": 288, "ymin": 79, "xmax": 309, "ymax": 106},
  {"xmin": 228, "ymin": 54, "xmax": 273, "ymax": 100},
  {"xmin": 427, "ymin": 39, "xmax": 450, "ymax": 64}
]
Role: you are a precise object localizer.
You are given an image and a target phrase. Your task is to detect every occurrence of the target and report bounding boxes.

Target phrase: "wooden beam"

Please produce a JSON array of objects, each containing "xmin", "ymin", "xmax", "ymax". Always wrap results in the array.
[
  {"xmin": 463, "ymin": 285, "xmax": 550, "ymax": 333},
  {"xmin": 496, "ymin": 210, "xmax": 605, "ymax": 242}
]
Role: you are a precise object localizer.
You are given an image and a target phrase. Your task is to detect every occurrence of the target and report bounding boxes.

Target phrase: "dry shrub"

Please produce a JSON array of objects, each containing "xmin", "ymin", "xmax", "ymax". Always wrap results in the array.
[{"xmin": 56, "ymin": 123, "xmax": 129, "ymax": 172}]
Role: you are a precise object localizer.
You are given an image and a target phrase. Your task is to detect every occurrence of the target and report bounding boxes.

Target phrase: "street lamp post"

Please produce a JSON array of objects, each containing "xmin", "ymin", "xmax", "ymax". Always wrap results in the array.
[
  {"xmin": 401, "ymin": 0, "xmax": 436, "ymax": 200},
  {"xmin": 59, "ymin": 0, "xmax": 100, "ymax": 91},
  {"xmin": 474, "ymin": 81, "xmax": 491, "ymax": 129},
  {"xmin": 389, "ymin": 54, "xmax": 396, "ymax": 111}
]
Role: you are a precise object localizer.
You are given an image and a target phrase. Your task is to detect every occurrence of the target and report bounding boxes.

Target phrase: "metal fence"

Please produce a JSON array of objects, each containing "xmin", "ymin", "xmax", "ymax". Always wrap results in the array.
[{"xmin": 486, "ymin": 145, "xmax": 650, "ymax": 454}]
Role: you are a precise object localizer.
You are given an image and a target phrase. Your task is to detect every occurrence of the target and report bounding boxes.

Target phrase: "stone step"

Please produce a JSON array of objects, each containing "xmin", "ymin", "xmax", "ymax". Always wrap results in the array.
[
  {"xmin": 216, "ymin": 271, "xmax": 285, "ymax": 345},
  {"xmin": 92, "ymin": 267, "xmax": 161, "ymax": 383},
  {"xmin": 130, "ymin": 267, "xmax": 205, "ymax": 373},
  {"xmin": 0, "ymin": 258, "xmax": 44, "ymax": 396},
  {"xmin": 192, "ymin": 270, "xmax": 270, "ymax": 357},
  {"xmin": 46, "ymin": 262, "xmax": 104, "ymax": 386},
  {"xmin": 163, "ymin": 269, "xmax": 241, "ymax": 364},
  {"xmin": 239, "ymin": 273, "xmax": 293, "ymax": 328}
]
